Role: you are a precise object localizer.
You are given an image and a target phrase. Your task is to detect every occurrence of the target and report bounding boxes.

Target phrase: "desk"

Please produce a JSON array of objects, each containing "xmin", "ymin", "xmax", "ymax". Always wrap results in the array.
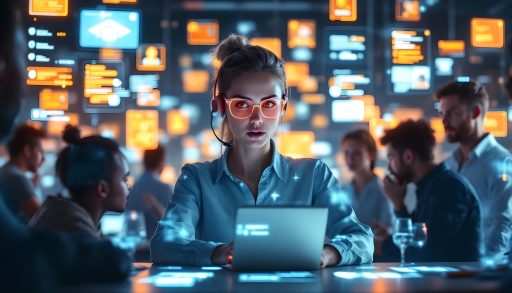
[{"xmin": 64, "ymin": 262, "xmax": 505, "ymax": 292}]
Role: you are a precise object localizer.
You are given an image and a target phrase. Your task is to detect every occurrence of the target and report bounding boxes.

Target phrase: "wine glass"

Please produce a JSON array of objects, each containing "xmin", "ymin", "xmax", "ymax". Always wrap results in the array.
[
  {"xmin": 392, "ymin": 218, "xmax": 413, "ymax": 266},
  {"xmin": 112, "ymin": 210, "xmax": 147, "ymax": 255},
  {"xmin": 411, "ymin": 222, "xmax": 428, "ymax": 249}
]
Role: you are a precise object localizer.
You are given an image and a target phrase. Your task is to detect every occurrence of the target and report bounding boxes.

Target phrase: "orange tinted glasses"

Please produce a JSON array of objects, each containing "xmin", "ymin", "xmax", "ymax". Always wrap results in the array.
[{"xmin": 225, "ymin": 97, "xmax": 286, "ymax": 119}]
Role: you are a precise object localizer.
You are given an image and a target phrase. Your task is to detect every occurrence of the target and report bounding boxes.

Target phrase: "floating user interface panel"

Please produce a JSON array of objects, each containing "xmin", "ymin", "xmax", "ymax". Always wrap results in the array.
[
  {"xmin": 136, "ymin": 44, "xmax": 166, "ymax": 71},
  {"xmin": 126, "ymin": 110, "xmax": 159, "ymax": 150},
  {"xmin": 187, "ymin": 20, "xmax": 219, "ymax": 45},
  {"xmin": 438, "ymin": 40, "xmax": 465, "ymax": 57},
  {"xmin": 329, "ymin": 0, "xmax": 357, "ymax": 22},
  {"xmin": 288, "ymin": 20, "xmax": 316, "ymax": 49},
  {"xmin": 395, "ymin": 0, "xmax": 420, "ymax": 22},
  {"xmin": 27, "ymin": 66, "xmax": 73, "ymax": 88},
  {"xmin": 79, "ymin": 9, "xmax": 140, "ymax": 49},
  {"xmin": 390, "ymin": 29, "xmax": 431, "ymax": 94},
  {"xmin": 471, "ymin": 18, "xmax": 504, "ymax": 48},
  {"xmin": 29, "ymin": 0, "xmax": 68, "ymax": 16}
]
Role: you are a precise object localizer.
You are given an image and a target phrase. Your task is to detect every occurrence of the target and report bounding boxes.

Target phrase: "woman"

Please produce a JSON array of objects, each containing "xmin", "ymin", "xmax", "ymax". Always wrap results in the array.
[
  {"xmin": 341, "ymin": 129, "xmax": 394, "ymax": 228},
  {"xmin": 150, "ymin": 34, "xmax": 373, "ymax": 267},
  {"xmin": 28, "ymin": 125, "xmax": 130, "ymax": 237}
]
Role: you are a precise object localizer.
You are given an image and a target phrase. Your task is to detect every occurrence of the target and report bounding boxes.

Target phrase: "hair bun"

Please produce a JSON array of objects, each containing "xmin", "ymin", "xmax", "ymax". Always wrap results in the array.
[
  {"xmin": 62, "ymin": 124, "xmax": 81, "ymax": 144},
  {"xmin": 215, "ymin": 34, "xmax": 248, "ymax": 63}
]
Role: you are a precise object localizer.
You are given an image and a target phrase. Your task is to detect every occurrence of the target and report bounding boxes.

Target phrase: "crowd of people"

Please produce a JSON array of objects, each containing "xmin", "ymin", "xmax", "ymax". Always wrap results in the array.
[{"xmin": 1, "ymin": 0, "xmax": 512, "ymax": 291}]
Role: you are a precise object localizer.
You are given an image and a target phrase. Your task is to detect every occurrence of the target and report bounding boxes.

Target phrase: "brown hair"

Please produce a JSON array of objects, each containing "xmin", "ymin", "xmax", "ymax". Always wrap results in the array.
[
  {"xmin": 7, "ymin": 124, "xmax": 46, "ymax": 157},
  {"xmin": 380, "ymin": 119, "xmax": 435, "ymax": 163},
  {"xmin": 213, "ymin": 34, "xmax": 287, "ymax": 142},
  {"xmin": 434, "ymin": 79, "xmax": 489, "ymax": 116},
  {"xmin": 341, "ymin": 129, "xmax": 378, "ymax": 170}
]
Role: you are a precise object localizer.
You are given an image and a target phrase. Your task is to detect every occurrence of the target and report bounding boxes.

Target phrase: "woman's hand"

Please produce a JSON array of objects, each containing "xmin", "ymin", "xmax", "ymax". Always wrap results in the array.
[
  {"xmin": 211, "ymin": 243, "xmax": 234, "ymax": 265},
  {"xmin": 320, "ymin": 245, "xmax": 341, "ymax": 268}
]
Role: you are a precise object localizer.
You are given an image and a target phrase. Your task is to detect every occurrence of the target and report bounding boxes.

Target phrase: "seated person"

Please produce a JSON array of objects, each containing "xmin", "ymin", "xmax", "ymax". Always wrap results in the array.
[
  {"xmin": 373, "ymin": 120, "xmax": 480, "ymax": 262},
  {"xmin": 0, "ymin": 2, "xmax": 129, "ymax": 291},
  {"xmin": 0, "ymin": 123, "xmax": 46, "ymax": 223},
  {"xmin": 340, "ymin": 129, "xmax": 394, "ymax": 228},
  {"xmin": 126, "ymin": 144, "xmax": 172, "ymax": 240},
  {"xmin": 150, "ymin": 34, "xmax": 373, "ymax": 267},
  {"xmin": 28, "ymin": 125, "xmax": 130, "ymax": 237}
]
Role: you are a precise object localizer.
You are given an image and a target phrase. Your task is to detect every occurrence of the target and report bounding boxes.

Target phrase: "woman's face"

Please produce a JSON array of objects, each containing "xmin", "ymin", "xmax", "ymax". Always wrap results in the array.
[
  {"xmin": 342, "ymin": 139, "xmax": 373, "ymax": 173},
  {"xmin": 224, "ymin": 71, "xmax": 285, "ymax": 149}
]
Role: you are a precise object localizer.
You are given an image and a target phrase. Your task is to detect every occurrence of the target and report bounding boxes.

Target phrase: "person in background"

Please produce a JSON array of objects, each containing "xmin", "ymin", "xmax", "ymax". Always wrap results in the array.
[
  {"xmin": 436, "ymin": 80, "xmax": 512, "ymax": 262},
  {"xmin": 373, "ymin": 120, "xmax": 480, "ymax": 262},
  {"xmin": 150, "ymin": 34, "xmax": 373, "ymax": 267},
  {"xmin": 126, "ymin": 144, "xmax": 172, "ymax": 240},
  {"xmin": 0, "ymin": 1, "xmax": 130, "ymax": 291},
  {"xmin": 340, "ymin": 129, "xmax": 394, "ymax": 228},
  {"xmin": 28, "ymin": 125, "xmax": 130, "ymax": 237},
  {"xmin": 0, "ymin": 124, "xmax": 46, "ymax": 223}
]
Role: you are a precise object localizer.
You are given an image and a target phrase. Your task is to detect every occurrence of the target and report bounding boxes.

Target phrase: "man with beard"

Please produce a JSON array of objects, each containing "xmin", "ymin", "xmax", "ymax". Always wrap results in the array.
[
  {"xmin": 373, "ymin": 120, "xmax": 480, "ymax": 262},
  {"xmin": 436, "ymin": 80, "xmax": 512, "ymax": 263},
  {"xmin": 0, "ymin": 1, "xmax": 130, "ymax": 292}
]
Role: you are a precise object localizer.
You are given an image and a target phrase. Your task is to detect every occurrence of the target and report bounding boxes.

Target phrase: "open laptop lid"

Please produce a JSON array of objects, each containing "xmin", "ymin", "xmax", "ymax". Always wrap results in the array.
[{"xmin": 231, "ymin": 206, "xmax": 328, "ymax": 271}]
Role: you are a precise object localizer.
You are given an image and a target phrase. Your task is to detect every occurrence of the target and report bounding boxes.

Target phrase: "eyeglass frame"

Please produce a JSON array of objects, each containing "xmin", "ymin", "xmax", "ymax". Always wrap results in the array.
[{"xmin": 221, "ymin": 94, "xmax": 288, "ymax": 119}]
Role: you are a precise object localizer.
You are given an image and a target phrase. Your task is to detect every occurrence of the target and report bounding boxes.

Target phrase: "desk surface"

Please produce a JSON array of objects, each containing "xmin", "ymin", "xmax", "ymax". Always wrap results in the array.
[{"xmin": 65, "ymin": 262, "xmax": 506, "ymax": 292}]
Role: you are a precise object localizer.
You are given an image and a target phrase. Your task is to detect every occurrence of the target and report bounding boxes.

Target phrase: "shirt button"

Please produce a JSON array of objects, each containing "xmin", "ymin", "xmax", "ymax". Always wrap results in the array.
[{"xmin": 239, "ymin": 182, "xmax": 244, "ymax": 187}]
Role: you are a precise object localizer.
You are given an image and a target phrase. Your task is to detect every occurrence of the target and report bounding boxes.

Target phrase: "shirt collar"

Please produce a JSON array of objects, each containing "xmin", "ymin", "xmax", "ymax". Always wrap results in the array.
[
  {"xmin": 214, "ymin": 139, "xmax": 286, "ymax": 183},
  {"xmin": 452, "ymin": 133, "xmax": 496, "ymax": 163},
  {"xmin": 416, "ymin": 162, "xmax": 449, "ymax": 194}
]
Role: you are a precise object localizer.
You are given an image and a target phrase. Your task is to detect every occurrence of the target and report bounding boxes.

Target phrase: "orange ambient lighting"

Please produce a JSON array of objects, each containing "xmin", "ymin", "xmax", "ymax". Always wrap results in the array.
[
  {"xmin": 249, "ymin": 38, "xmax": 282, "ymax": 58},
  {"xmin": 182, "ymin": 70, "xmax": 210, "ymax": 93},
  {"xmin": 29, "ymin": 0, "xmax": 68, "ymax": 17},
  {"xmin": 288, "ymin": 19, "xmax": 316, "ymax": 48},
  {"xmin": 126, "ymin": 110, "xmax": 159, "ymax": 150},
  {"xmin": 329, "ymin": 0, "xmax": 357, "ymax": 22},
  {"xmin": 484, "ymin": 111, "xmax": 508, "ymax": 137},
  {"xmin": 39, "ymin": 89, "xmax": 68, "ymax": 110},
  {"xmin": 471, "ymin": 18, "xmax": 504, "ymax": 48},
  {"xmin": 285, "ymin": 62, "xmax": 310, "ymax": 87},
  {"xmin": 167, "ymin": 110, "xmax": 190, "ymax": 136},
  {"xmin": 395, "ymin": 0, "xmax": 420, "ymax": 22},
  {"xmin": 277, "ymin": 131, "xmax": 315, "ymax": 158},
  {"xmin": 187, "ymin": 20, "xmax": 219, "ymax": 45},
  {"xmin": 27, "ymin": 66, "xmax": 73, "ymax": 88}
]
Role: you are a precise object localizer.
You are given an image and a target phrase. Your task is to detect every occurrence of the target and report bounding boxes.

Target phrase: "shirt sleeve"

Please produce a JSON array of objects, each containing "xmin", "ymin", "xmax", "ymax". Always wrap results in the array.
[
  {"xmin": 150, "ymin": 164, "xmax": 223, "ymax": 266},
  {"xmin": 312, "ymin": 160, "xmax": 374, "ymax": 266},
  {"xmin": 483, "ymin": 171, "xmax": 512, "ymax": 258}
]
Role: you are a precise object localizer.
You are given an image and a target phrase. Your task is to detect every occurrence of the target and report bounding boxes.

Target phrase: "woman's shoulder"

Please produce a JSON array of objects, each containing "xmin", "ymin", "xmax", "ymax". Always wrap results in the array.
[{"xmin": 179, "ymin": 157, "xmax": 223, "ymax": 178}]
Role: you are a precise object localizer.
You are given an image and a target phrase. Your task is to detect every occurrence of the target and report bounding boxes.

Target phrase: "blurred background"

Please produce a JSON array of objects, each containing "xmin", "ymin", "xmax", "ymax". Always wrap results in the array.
[{"xmin": 5, "ymin": 0, "xmax": 512, "ymax": 201}]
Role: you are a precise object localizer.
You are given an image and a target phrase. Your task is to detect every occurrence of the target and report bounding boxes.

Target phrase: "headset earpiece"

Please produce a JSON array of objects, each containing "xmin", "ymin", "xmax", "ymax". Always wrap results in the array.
[{"xmin": 211, "ymin": 94, "xmax": 226, "ymax": 118}]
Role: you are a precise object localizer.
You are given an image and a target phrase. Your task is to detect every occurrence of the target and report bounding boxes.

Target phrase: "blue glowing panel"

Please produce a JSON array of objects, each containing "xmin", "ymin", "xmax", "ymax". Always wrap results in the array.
[{"xmin": 79, "ymin": 10, "xmax": 140, "ymax": 49}]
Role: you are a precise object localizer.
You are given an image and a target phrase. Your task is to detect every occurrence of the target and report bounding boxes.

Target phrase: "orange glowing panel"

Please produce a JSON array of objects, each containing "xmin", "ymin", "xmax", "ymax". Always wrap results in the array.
[
  {"xmin": 364, "ymin": 105, "xmax": 380, "ymax": 122},
  {"xmin": 39, "ymin": 89, "xmax": 68, "ymax": 110},
  {"xmin": 311, "ymin": 114, "xmax": 329, "ymax": 129},
  {"xmin": 288, "ymin": 20, "xmax": 316, "ymax": 49},
  {"xmin": 137, "ymin": 89, "xmax": 160, "ymax": 107},
  {"xmin": 429, "ymin": 117, "xmax": 445, "ymax": 143},
  {"xmin": 471, "ymin": 18, "xmax": 504, "ymax": 48},
  {"xmin": 301, "ymin": 94, "xmax": 325, "ymax": 105},
  {"xmin": 182, "ymin": 70, "xmax": 210, "ymax": 93},
  {"xmin": 484, "ymin": 111, "xmax": 508, "ymax": 137},
  {"xmin": 29, "ymin": 0, "xmax": 68, "ymax": 17},
  {"xmin": 27, "ymin": 66, "xmax": 73, "ymax": 88},
  {"xmin": 102, "ymin": 0, "xmax": 137, "ymax": 3},
  {"xmin": 395, "ymin": 0, "xmax": 420, "ymax": 22},
  {"xmin": 369, "ymin": 118, "xmax": 399, "ymax": 148},
  {"xmin": 98, "ymin": 123, "xmax": 120, "ymax": 139},
  {"xmin": 285, "ymin": 62, "xmax": 309, "ymax": 87},
  {"xmin": 329, "ymin": 0, "xmax": 357, "ymax": 22},
  {"xmin": 392, "ymin": 30, "xmax": 428, "ymax": 65},
  {"xmin": 47, "ymin": 113, "xmax": 78, "ymax": 136},
  {"xmin": 136, "ymin": 44, "xmax": 166, "ymax": 71},
  {"xmin": 167, "ymin": 110, "xmax": 190, "ymax": 136},
  {"xmin": 393, "ymin": 108, "xmax": 423, "ymax": 121},
  {"xmin": 438, "ymin": 40, "xmax": 465, "ymax": 57},
  {"xmin": 99, "ymin": 49, "xmax": 123, "ymax": 61},
  {"xmin": 160, "ymin": 166, "xmax": 177, "ymax": 185},
  {"xmin": 187, "ymin": 20, "xmax": 219, "ymax": 45},
  {"xmin": 126, "ymin": 110, "xmax": 159, "ymax": 150},
  {"xmin": 280, "ymin": 101, "xmax": 296, "ymax": 123},
  {"xmin": 351, "ymin": 95, "xmax": 375, "ymax": 106},
  {"xmin": 298, "ymin": 76, "xmax": 318, "ymax": 93},
  {"xmin": 84, "ymin": 63, "xmax": 119, "ymax": 105},
  {"xmin": 249, "ymin": 38, "xmax": 282, "ymax": 58},
  {"xmin": 277, "ymin": 131, "xmax": 315, "ymax": 159}
]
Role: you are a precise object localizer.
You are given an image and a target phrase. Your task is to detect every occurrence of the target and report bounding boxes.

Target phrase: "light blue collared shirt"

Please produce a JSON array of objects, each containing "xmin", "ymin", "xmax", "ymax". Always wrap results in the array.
[
  {"xmin": 150, "ymin": 141, "xmax": 374, "ymax": 266},
  {"xmin": 343, "ymin": 177, "xmax": 395, "ymax": 227},
  {"xmin": 445, "ymin": 133, "xmax": 512, "ymax": 259}
]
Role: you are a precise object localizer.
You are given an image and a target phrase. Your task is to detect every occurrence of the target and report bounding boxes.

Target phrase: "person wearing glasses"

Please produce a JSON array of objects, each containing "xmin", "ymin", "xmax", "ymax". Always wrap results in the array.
[{"xmin": 150, "ymin": 34, "xmax": 373, "ymax": 267}]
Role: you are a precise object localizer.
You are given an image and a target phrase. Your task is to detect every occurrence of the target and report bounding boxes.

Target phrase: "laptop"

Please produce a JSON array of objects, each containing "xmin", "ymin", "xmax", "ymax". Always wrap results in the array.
[{"xmin": 229, "ymin": 206, "xmax": 328, "ymax": 271}]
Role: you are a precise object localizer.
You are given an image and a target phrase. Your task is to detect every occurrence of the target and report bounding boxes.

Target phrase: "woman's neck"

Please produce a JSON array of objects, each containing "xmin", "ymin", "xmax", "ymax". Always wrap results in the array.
[
  {"xmin": 227, "ymin": 141, "xmax": 272, "ymax": 183},
  {"xmin": 72, "ymin": 195, "xmax": 104, "ymax": 226},
  {"xmin": 352, "ymin": 169, "xmax": 375, "ymax": 196}
]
